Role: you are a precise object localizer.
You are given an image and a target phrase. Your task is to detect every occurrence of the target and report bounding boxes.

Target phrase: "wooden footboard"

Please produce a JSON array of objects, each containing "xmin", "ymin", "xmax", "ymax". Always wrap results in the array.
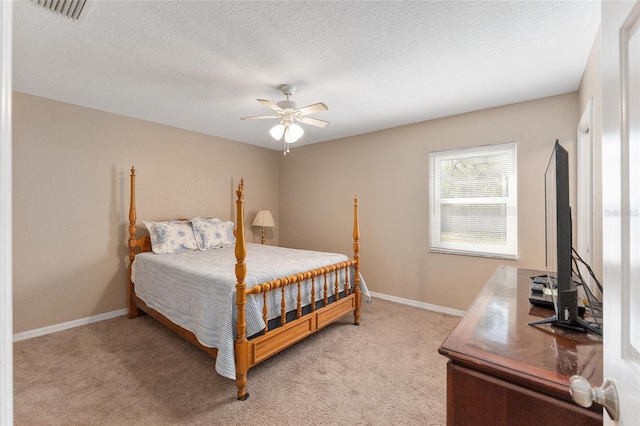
[{"xmin": 127, "ymin": 167, "xmax": 362, "ymax": 400}]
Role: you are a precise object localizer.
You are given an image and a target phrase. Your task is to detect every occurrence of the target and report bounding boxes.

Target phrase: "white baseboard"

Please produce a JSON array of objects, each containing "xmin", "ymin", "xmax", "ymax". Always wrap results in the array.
[
  {"xmin": 12, "ymin": 293, "xmax": 463, "ymax": 342},
  {"xmin": 13, "ymin": 308, "xmax": 128, "ymax": 342},
  {"xmin": 369, "ymin": 291, "xmax": 465, "ymax": 317}
]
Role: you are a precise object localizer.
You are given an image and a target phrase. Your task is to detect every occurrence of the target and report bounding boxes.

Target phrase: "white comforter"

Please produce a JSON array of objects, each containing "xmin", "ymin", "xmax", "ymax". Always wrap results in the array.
[{"xmin": 131, "ymin": 243, "xmax": 370, "ymax": 379}]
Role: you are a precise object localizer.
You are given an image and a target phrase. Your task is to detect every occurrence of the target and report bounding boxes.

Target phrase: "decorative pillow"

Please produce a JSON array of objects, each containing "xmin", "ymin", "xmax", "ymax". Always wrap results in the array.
[
  {"xmin": 143, "ymin": 220, "xmax": 198, "ymax": 254},
  {"xmin": 190, "ymin": 217, "xmax": 235, "ymax": 250}
]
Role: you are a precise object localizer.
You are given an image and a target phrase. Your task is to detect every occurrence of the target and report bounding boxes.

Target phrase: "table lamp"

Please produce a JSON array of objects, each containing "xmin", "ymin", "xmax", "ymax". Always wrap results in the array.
[{"xmin": 252, "ymin": 210, "xmax": 275, "ymax": 244}]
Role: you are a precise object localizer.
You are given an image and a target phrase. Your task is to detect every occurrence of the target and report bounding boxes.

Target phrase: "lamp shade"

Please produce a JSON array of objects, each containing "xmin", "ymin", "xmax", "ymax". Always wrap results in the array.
[
  {"xmin": 269, "ymin": 123, "xmax": 286, "ymax": 140},
  {"xmin": 284, "ymin": 123, "xmax": 304, "ymax": 143},
  {"xmin": 252, "ymin": 210, "xmax": 275, "ymax": 228}
]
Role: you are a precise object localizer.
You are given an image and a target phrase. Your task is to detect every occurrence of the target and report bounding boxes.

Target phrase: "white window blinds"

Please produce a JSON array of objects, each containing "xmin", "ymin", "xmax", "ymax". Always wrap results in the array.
[{"xmin": 429, "ymin": 142, "xmax": 518, "ymax": 259}]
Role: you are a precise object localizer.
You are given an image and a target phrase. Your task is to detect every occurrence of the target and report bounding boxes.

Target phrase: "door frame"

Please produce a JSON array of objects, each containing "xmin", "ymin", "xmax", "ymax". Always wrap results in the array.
[
  {"xmin": 0, "ymin": 0, "xmax": 13, "ymax": 424},
  {"xmin": 577, "ymin": 99, "xmax": 596, "ymax": 296}
]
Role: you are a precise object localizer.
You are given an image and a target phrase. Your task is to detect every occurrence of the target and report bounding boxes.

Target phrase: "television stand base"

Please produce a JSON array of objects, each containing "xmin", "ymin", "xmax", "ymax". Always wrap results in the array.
[{"xmin": 528, "ymin": 315, "xmax": 602, "ymax": 336}]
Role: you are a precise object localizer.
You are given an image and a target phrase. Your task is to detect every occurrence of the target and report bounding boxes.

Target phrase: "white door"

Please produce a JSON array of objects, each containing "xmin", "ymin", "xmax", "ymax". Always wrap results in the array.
[{"xmin": 601, "ymin": 1, "xmax": 640, "ymax": 423}]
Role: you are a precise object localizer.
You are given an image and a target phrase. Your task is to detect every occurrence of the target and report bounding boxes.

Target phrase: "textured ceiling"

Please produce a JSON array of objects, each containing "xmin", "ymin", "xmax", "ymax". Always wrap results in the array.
[{"xmin": 13, "ymin": 0, "xmax": 600, "ymax": 151}]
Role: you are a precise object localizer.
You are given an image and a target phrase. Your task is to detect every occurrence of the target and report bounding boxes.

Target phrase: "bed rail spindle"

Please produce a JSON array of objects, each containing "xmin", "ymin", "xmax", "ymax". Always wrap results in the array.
[
  {"xmin": 323, "ymin": 269, "xmax": 329, "ymax": 306},
  {"xmin": 310, "ymin": 274, "xmax": 316, "ymax": 312},
  {"xmin": 345, "ymin": 264, "xmax": 350, "ymax": 296},
  {"xmin": 234, "ymin": 178, "xmax": 249, "ymax": 401},
  {"xmin": 280, "ymin": 278, "xmax": 287, "ymax": 325},
  {"xmin": 262, "ymin": 292, "xmax": 268, "ymax": 334},
  {"xmin": 334, "ymin": 267, "xmax": 339, "ymax": 301},
  {"xmin": 296, "ymin": 279, "xmax": 302, "ymax": 318}
]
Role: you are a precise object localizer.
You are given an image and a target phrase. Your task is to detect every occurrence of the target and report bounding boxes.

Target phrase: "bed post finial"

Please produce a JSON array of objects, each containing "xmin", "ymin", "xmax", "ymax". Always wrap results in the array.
[
  {"xmin": 237, "ymin": 177, "xmax": 244, "ymax": 197},
  {"xmin": 234, "ymin": 177, "xmax": 249, "ymax": 400}
]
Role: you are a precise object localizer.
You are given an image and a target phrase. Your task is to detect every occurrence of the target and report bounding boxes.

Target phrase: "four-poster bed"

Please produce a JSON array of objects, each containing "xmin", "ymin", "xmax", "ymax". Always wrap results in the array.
[{"xmin": 126, "ymin": 167, "xmax": 366, "ymax": 400}]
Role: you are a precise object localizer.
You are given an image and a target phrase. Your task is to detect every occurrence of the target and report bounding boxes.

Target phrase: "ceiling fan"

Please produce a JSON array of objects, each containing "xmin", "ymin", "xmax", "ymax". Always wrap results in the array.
[{"xmin": 241, "ymin": 85, "xmax": 329, "ymax": 146}]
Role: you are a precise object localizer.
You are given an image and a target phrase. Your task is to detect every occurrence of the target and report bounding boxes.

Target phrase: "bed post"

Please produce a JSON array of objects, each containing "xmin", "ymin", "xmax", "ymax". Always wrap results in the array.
[
  {"xmin": 128, "ymin": 166, "xmax": 140, "ymax": 319},
  {"xmin": 353, "ymin": 196, "xmax": 361, "ymax": 325},
  {"xmin": 234, "ymin": 178, "xmax": 250, "ymax": 401}
]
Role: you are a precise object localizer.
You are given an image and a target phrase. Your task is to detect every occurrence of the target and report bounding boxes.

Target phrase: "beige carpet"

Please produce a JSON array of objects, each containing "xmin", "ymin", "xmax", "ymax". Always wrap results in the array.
[{"xmin": 14, "ymin": 298, "xmax": 460, "ymax": 426}]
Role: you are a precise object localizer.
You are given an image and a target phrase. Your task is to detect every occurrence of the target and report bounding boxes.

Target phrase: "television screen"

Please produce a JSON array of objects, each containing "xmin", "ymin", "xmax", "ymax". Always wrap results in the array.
[
  {"xmin": 545, "ymin": 140, "xmax": 578, "ymax": 325},
  {"xmin": 530, "ymin": 140, "xmax": 600, "ymax": 334},
  {"xmin": 545, "ymin": 145, "xmax": 558, "ymax": 290}
]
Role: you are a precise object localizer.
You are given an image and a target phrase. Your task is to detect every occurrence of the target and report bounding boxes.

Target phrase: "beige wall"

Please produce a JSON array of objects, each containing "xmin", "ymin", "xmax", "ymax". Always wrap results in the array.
[
  {"xmin": 12, "ymin": 88, "xmax": 591, "ymax": 331},
  {"xmin": 577, "ymin": 27, "xmax": 602, "ymax": 282},
  {"xmin": 279, "ymin": 93, "xmax": 580, "ymax": 311},
  {"xmin": 12, "ymin": 92, "xmax": 280, "ymax": 333}
]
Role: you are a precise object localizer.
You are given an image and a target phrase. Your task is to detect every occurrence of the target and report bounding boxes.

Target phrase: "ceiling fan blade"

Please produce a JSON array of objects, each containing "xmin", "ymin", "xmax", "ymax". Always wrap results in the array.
[
  {"xmin": 296, "ymin": 102, "xmax": 328, "ymax": 115},
  {"xmin": 240, "ymin": 114, "xmax": 280, "ymax": 120},
  {"xmin": 257, "ymin": 99, "xmax": 283, "ymax": 112},
  {"xmin": 296, "ymin": 116, "xmax": 329, "ymax": 128}
]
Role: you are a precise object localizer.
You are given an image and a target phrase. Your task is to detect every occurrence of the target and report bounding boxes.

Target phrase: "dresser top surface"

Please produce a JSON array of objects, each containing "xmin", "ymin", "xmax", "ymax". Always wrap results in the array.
[{"xmin": 439, "ymin": 266, "xmax": 603, "ymax": 390}]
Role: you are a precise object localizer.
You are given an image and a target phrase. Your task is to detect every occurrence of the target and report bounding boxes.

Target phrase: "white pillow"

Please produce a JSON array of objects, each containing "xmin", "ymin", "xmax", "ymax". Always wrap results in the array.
[
  {"xmin": 190, "ymin": 217, "xmax": 235, "ymax": 250},
  {"xmin": 143, "ymin": 220, "xmax": 198, "ymax": 254}
]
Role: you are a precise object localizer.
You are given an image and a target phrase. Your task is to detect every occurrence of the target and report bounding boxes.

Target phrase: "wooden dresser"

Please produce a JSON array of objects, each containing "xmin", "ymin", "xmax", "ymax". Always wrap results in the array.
[{"xmin": 438, "ymin": 266, "xmax": 603, "ymax": 425}]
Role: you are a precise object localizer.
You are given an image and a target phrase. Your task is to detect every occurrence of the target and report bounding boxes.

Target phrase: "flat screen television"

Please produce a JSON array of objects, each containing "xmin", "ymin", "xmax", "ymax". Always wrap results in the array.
[{"xmin": 529, "ymin": 140, "xmax": 599, "ymax": 334}]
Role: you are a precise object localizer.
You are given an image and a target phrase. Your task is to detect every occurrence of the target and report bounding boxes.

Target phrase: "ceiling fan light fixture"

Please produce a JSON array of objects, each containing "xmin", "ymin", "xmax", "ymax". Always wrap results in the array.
[
  {"xmin": 269, "ymin": 123, "xmax": 285, "ymax": 140},
  {"xmin": 285, "ymin": 123, "xmax": 304, "ymax": 143},
  {"xmin": 241, "ymin": 84, "xmax": 328, "ymax": 149}
]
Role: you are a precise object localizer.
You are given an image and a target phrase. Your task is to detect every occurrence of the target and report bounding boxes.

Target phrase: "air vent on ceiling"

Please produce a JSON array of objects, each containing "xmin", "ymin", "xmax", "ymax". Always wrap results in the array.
[{"xmin": 31, "ymin": 0, "xmax": 93, "ymax": 23}]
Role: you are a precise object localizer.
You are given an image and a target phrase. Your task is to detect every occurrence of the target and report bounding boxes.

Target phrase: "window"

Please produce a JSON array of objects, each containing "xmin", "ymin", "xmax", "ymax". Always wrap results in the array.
[{"xmin": 429, "ymin": 142, "xmax": 517, "ymax": 259}]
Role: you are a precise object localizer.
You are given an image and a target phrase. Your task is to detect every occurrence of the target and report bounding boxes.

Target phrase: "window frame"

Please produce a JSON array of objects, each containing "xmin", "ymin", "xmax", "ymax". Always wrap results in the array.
[{"xmin": 429, "ymin": 141, "xmax": 518, "ymax": 259}]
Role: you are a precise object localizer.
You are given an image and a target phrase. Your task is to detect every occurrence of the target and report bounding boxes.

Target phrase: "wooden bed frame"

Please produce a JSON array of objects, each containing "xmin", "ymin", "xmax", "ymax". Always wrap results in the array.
[{"xmin": 126, "ymin": 167, "xmax": 362, "ymax": 400}]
